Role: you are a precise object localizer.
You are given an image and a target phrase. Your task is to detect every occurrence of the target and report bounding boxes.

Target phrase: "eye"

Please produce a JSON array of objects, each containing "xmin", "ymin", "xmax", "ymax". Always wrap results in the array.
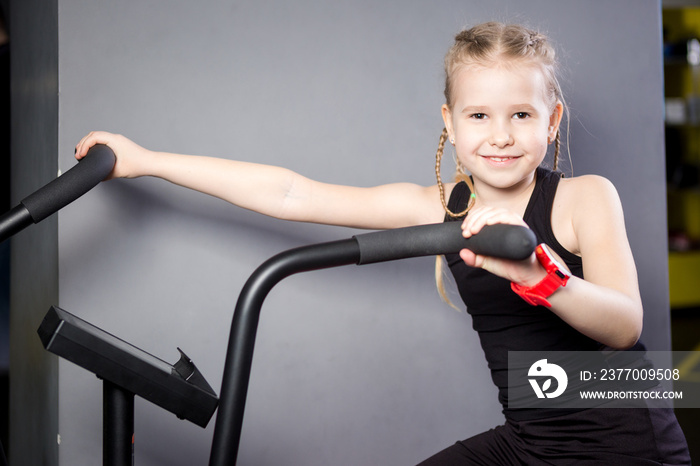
[
  {"xmin": 470, "ymin": 113, "xmax": 487, "ymax": 120},
  {"xmin": 513, "ymin": 112, "xmax": 530, "ymax": 120}
]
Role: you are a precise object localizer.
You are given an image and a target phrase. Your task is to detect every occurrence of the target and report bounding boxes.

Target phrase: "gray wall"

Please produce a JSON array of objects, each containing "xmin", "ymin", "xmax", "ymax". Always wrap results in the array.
[{"xmin": 10, "ymin": 0, "xmax": 665, "ymax": 465}]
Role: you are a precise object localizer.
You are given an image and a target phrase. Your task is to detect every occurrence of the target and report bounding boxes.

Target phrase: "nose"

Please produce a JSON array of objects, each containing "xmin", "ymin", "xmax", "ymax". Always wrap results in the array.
[{"xmin": 490, "ymin": 120, "xmax": 514, "ymax": 148}]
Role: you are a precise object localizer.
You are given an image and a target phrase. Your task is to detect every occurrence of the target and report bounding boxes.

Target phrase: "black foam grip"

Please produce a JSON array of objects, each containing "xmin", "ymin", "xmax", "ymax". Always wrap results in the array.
[
  {"xmin": 354, "ymin": 222, "xmax": 536, "ymax": 265},
  {"xmin": 20, "ymin": 144, "xmax": 116, "ymax": 223}
]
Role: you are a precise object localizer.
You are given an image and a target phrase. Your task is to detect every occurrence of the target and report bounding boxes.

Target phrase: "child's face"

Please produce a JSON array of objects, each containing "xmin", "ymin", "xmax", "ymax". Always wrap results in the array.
[{"xmin": 442, "ymin": 63, "xmax": 562, "ymax": 191}]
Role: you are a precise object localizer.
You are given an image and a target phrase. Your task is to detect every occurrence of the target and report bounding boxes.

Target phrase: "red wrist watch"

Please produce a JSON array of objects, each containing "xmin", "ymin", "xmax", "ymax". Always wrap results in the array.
[{"xmin": 511, "ymin": 244, "xmax": 571, "ymax": 308}]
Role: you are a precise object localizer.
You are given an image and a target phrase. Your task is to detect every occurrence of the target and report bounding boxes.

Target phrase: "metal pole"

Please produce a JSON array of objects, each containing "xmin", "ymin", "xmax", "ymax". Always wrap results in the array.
[
  {"xmin": 103, "ymin": 380, "xmax": 134, "ymax": 466},
  {"xmin": 209, "ymin": 239, "xmax": 360, "ymax": 466}
]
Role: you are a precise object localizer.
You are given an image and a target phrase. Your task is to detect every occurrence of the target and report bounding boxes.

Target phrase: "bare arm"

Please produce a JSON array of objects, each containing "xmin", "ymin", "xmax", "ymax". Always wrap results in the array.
[
  {"xmin": 545, "ymin": 175, "xmax": 643, "ymax": 349},
  {"xmin": 75, "ymin": 131, "xmax": 447, "ymax": 230}
]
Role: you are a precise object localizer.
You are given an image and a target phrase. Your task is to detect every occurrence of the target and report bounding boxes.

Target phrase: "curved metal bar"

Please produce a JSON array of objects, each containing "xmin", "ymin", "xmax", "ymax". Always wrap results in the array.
[
  {"xmin": 209, "ymin": 223, "xmax": 535, "ymax": 465},
  {"xmin": 209, "ymin": 238, "xmax": 361, "ymax": 466}
]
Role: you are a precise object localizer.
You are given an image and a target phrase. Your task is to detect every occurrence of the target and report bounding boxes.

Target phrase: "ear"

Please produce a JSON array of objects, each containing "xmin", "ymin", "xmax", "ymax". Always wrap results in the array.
[
  {"xmin": 548, "ymin": 101, "xmax": 564, "ymax": 140},
  {"xmin": 441, "ymin": 104, "xmax": 455, "ymax": 142}
]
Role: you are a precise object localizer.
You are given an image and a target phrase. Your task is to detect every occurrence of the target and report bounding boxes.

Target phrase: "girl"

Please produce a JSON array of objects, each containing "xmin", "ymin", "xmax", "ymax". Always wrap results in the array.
[{"xmin": 75, "ymin": 22, "xmax": 690, "ymax": 465}]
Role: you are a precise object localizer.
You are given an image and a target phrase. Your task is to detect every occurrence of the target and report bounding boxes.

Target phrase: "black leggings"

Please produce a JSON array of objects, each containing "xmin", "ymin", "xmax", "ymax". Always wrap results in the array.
[{"xmin": 417, "ymin": 408, "xmax": 690, "ymax": 465}]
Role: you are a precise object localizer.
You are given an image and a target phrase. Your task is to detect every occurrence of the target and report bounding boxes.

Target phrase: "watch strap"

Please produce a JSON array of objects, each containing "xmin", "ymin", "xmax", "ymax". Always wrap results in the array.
[{"xmin": 511, "ymin": 244, "xmax": 570, "ymax": 308}]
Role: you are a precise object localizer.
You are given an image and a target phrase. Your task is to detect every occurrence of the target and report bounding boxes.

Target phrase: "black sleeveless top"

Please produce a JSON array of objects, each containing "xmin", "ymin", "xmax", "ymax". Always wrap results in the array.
[{"xmin": 443, "ymin": 167, "xmax": 599, "ymax": 420}]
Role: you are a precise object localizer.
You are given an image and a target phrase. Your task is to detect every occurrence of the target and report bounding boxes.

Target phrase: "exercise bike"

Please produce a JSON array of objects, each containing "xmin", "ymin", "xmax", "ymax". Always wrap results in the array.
[{"xmin": 0, "ymin": 146, "xmax": 535, "ymax": 465}]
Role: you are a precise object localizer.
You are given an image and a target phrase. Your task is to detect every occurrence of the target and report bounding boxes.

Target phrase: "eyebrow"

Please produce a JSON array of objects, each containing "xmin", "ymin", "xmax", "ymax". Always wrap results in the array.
[
  {"xmin": 460, "ymin": 104, "xmax": 540, "ymax": 114},
  {"xmin": 512, "ymin": 104, "xmax": 538, "ymax": 112},
  {"xmin": 460, "ymin": 106, "xmax": 488, "ymax": 114}
]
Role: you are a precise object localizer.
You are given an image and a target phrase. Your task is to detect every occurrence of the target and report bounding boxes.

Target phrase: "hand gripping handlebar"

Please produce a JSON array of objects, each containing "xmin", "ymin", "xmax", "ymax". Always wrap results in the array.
[{"xmin": 0, "ymin": 144, "xmax": 116, "ymax": 243}]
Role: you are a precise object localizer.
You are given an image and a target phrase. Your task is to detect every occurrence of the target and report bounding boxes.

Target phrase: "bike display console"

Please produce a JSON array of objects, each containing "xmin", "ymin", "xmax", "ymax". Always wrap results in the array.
[{"xmin": 38, "ymin": 305, "xmax": 218, "ymax": 428}]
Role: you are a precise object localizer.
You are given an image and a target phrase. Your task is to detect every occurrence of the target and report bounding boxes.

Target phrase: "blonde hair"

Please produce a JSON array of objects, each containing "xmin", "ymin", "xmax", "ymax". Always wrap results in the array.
[{"xmin": 434, "ymin": 22, "xmax": 567, "ymax": 308}]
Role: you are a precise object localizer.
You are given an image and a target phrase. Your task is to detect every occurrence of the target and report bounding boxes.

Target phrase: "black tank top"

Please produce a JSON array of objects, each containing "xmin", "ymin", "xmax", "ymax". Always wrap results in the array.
[{"xmin": 443, "ymin": 167, "xmax": 599, "ymax": 420}]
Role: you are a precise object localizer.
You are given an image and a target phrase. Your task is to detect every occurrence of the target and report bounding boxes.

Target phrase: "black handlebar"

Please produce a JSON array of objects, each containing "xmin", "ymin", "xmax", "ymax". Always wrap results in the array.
[
  {"xmin": 0, "ymin": 144, "xmax": 116, "ymax": 243},
  {"xmin": 209, "ymin": 223, "xmax": 536, "ymax": 466},
  {"xmin": 354, "ymin": 222, "xmax": 536, "ymax": 264},
  {"xmin": 22, "ymin": 144, "xmax": 116, "ymax": 223}
]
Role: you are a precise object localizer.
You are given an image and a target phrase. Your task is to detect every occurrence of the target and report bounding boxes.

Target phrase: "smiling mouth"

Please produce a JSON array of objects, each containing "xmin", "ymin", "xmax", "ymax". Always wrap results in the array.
[{"xmin": 482, "ymin": 155, "xmax": 520, "ymax": 162}]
